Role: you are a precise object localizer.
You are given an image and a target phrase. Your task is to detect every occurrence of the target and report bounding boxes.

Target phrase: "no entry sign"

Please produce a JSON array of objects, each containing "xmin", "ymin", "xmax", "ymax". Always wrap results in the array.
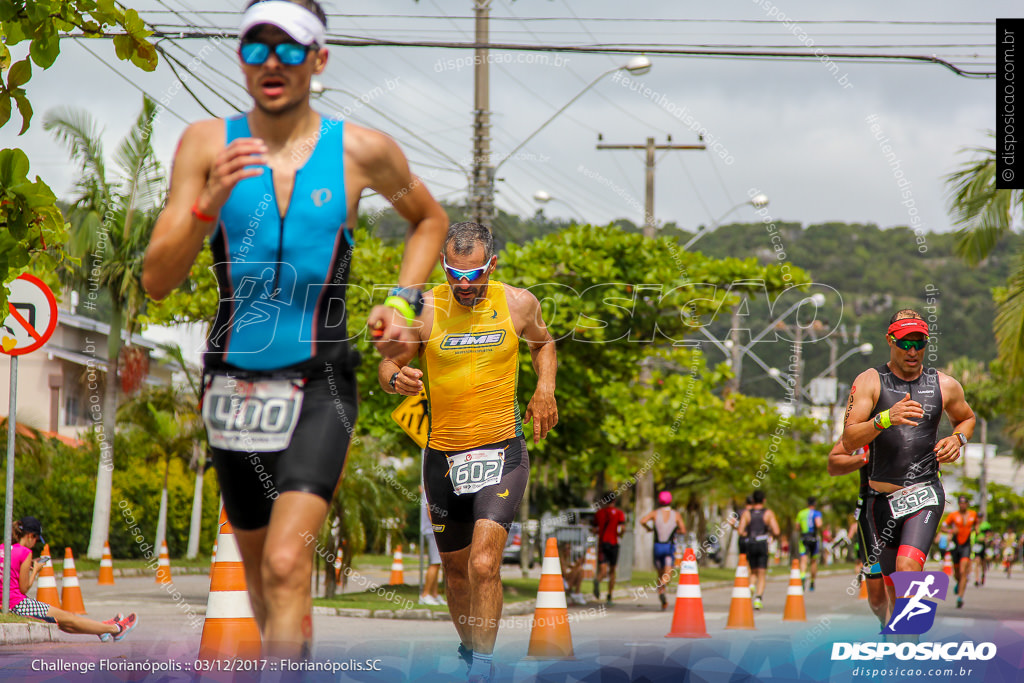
[{"xmin": 1, "ymin": 273, "xmax": 58, "ymax": 356}]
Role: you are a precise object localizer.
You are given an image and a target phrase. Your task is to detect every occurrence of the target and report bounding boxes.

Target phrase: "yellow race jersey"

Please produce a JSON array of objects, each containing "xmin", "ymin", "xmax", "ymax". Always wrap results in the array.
[{"xmin": 421, "ymin": 281, "xmax": 522, "ymax": 451}]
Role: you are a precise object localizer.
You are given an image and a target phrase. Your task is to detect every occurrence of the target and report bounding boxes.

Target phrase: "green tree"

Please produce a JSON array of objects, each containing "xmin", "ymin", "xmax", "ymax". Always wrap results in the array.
[
  {"xmin": 0, "ymin": 0, "xmax": 156, "ymax": 310},
  {"xmin": 43, "ymin": 96, "xmax": 164, "ymax": 558},
  {"xmin": 945, "ymin": 137, "xmax": 1024, "ymax": 377}
]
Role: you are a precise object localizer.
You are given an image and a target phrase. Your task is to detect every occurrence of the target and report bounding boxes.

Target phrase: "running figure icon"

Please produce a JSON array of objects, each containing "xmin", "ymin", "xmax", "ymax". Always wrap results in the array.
[{"xmin": 887, "ymin": 574, "xmax": 938, "ymax": 630}]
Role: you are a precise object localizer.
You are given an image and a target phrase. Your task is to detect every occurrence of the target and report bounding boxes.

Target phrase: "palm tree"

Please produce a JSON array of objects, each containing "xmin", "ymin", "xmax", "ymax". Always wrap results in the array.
[
  {"xmin": 945, "ymin": 136, "xmax": 1024, "ymax": 377},
  {"xmin": 43, "ymin": 97, "xmax": 163, "ymax": 558},
  {"xmin": 116, "ymin": 381, "xmax": 201, "ymax": 553}
]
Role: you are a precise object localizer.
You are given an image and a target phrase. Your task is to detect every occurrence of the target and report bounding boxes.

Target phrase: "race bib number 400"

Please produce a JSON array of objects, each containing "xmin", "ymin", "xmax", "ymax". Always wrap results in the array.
[
  {"xmin": 446, "ymin": 448, "xmax": 505, "ymax": 495},
  {"xmin": 888, "ymin": 482, "xmax": 940, "ymax": 519},
  {"xmin": 202, "ymin": 375, "xmax": 304, "ymax": 453}
]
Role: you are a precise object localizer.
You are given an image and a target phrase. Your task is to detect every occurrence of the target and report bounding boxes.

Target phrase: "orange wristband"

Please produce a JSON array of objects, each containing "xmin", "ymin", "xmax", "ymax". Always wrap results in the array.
[{"xmin": 191, "ymin": 200, "xmax": 217, "ymax": 223}]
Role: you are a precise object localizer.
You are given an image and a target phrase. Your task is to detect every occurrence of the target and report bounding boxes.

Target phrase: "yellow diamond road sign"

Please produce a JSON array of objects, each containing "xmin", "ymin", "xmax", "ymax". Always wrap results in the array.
[{"xmin": 391, "ymin": 388, "xmax": 429, "ymax": 448}]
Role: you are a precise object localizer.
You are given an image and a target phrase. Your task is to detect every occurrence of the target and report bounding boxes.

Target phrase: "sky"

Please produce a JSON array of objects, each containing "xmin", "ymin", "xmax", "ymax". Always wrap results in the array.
[{"xmin": 6, "ymin": 0, "xmax": 1014, "ymax": 237}]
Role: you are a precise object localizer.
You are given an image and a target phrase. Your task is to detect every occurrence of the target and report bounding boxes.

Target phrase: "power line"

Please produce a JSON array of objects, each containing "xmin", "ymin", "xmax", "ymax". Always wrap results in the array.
[
  {"xmin": 73, "ymin": 40, "xmax": 190, "ymax": 124},
  {"xmin": 106, "ymin": 30, "xmax": 994, "ymax": 78}
]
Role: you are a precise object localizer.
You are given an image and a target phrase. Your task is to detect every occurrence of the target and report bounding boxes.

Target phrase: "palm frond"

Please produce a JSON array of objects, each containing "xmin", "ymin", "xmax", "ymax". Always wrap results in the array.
[
  {"xmin": 42, "ymin": 107, "xmax": 111, "ymax": 208},
  {"xmin": 114, "ymin": 97, "xmax": 164, "ymax": 236},
  {"xmin": 993, "ymin": 252, "xmax": 1024, "ymax": 378},
  {"xmin": 944, "ymin": 138, "xmax": 1015, "ymax": 265}
]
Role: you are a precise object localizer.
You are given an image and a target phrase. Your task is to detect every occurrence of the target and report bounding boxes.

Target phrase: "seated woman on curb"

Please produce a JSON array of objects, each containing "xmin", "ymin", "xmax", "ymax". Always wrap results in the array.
[{"xmin": 1, "ymin": 516, "xmax": 137, "ymax": 642}]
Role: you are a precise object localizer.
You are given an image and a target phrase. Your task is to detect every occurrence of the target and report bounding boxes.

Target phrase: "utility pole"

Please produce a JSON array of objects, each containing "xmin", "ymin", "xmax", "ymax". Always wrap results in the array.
[
  {"xmin": 470, "ymin": 0, "xmax": 493, "ymax": 229},
  {"xmin": 597, "ymin": 135, "xmax": 704, "ymax": 572},
  {"xmin": 596, "ymin": 136, "xmax": 705, "ymax": 237}
]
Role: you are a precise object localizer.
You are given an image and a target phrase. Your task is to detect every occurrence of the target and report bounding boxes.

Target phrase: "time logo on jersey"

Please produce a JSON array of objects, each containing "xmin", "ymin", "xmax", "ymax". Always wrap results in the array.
[{"xmin": 441, "ymin": 330, "xmax": 506, "ymax": 350}]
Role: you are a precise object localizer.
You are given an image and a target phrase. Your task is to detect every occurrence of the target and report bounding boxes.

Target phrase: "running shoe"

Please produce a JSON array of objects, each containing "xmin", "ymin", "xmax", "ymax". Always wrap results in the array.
[
  {"xmin": 957, "ymin": 597, "xmax": 964, "ymax": 609},
  {"xmin": 659, "ymin": 593, "xmax": 668, "ymax": 610},
  {"xmin": 418, "ymin": 595, "xmax": 440, "ymax": 606},
  {"xmin": 955, "ymin": 580, "xmax": 960, "ymax": 595},
  {"xmin": 437, "ymin": 595, "xmax": 448, "ymax": 606},
  {"xmin": 98, "ymin": 613, "xmax": 124, "ymax": 643},
  {"xmin": 606, "ymin": 595, "xmax": 614, "ymax": 606},
  {"xmin": 809, "ymin": 581, "xmax": 815, "ymax": 592},
  {"xmin": 457, "ymin": 643, "xmax": 473, "ymax": 672},
  {"xmin": 753, "ymin": 597, "xmax": 763, "ymax": 610},
  {"xmin": 112, "ymin": 613, "xmax": 137, "ymax": 642}
]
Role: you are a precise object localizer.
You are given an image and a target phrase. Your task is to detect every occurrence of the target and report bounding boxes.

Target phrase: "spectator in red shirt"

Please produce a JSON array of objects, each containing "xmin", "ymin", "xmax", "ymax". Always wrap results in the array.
[{"xmin": 591, "ymin": 493, "xmax": 626, "ymax": 605}]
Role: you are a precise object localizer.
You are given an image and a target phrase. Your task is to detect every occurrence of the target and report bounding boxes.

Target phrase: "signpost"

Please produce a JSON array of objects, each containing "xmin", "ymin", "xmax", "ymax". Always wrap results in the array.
[
  {"xmin": 390, "ymin": 387, "xmax": 429, "ymax": 449},
  {"xmin": 1, "ymin": 274, "xmax": 58, "ymax": 614}
]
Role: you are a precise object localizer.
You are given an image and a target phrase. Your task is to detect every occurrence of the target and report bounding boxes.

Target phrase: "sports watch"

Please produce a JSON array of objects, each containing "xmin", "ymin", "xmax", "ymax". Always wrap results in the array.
[{"xmin": 387, "ymin": 286, "xmax": 425, "ymax": 316}]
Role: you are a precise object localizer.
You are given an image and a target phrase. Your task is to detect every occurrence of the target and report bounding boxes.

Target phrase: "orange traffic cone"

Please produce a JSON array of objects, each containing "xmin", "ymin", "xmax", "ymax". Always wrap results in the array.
[
  {"xmin": 858, "ymin": 573, "xmax": 868, "ymax": 600},
  {"xmin": 665, "ymin": 547, "xmax": 710, "ymax": 638},
  {"xmin": 942, "ymin": 552, "xmax": 953, "ymax": 577},
  {"xmin": 725, "ymin": 554, "xmax": 755, "ymax": 630},
  {"xmin": 583, "ymin": 545, "xmax": 596, "ymax": 581},
  {"xmin": 334, "ymin": 553, "xmax": 342, "ymax": 586},
  {"xmin": 155, "ymin": 540, "xmax": 172, "ymax": 584},
  {"xmin": 60, "ymin": 547, "xmax": 87, "ymax": 615},
  {"xmin": 783, "ymin": 558, "xmax": 807, "ymax": 622},
  {"xmin": 389, "ymin": 545, "xmax": 404, "ymax": 585},
  {"xmin": 199, "ymin": 509, "xmax": 261, "ymax": 660},
  {"xmin": 35, "ymin": 544, "xmax": 60, "ymax": 610},
  {"xmin": 527, "ymin": 537, "xmax": 574, "ymax": 658},
  {"xmin": 98, "ymin": 541, "xmax": 115, "ymax": 585}
]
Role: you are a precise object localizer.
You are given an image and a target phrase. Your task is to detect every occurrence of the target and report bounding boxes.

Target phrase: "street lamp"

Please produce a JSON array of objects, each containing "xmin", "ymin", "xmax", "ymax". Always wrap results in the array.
[
  {"xmin": 683, "ymin": 193, "xmax": 769, "ymax": 251},
  {"xmin": 494, "ymin": 57, "xmax": 653, "ymax": 174},
  {"xmin": 533, "ymin": 190, "xmax": 583, "ymax": 223},
  {"xmin": 699, "ymin": 292, "xmax": 827, "ymax": 394}
]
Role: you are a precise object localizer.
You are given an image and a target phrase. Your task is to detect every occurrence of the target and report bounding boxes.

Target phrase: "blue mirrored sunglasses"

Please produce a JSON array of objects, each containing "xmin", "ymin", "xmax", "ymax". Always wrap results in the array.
[
  {"xmin": 442, "ymin": 256, "xmax": 489, "ymax": 282},
  {"xmin": 889, "ymin": 335, "xmax": 927, "ymax": 351},
  {"xmin": 240, "ymin": 41, "xmax": 311, "ymax": 66}
]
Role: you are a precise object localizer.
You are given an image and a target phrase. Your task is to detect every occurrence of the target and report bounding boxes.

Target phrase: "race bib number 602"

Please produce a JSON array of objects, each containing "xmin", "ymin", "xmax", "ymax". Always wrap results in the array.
[
  {"xmin": 446, "ymin": 448, "xmax": 505, "ymax": 495},
  {"xmin": 202, "ymin": 375, "xmax": 304, "ymax": 452}
]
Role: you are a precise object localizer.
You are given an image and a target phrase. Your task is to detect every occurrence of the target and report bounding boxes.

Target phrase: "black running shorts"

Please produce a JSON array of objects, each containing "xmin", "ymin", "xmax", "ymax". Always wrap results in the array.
[
  {"xmin": 207, "ymin": 362, "xmax": 358, "ymax": 530},
  {"xmin": 423, "ymin": 436, "xmax": 529, "ymax": 553},
  {"xmin": 863, "ymin": 478, "xmax": 944, "ymax": 576}
]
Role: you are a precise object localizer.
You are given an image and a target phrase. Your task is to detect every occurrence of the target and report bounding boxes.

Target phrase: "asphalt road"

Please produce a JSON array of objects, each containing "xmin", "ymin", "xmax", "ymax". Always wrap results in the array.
[{"xmin": 1, "ymin": 565, "xmax": 1022, "ymax": 682}]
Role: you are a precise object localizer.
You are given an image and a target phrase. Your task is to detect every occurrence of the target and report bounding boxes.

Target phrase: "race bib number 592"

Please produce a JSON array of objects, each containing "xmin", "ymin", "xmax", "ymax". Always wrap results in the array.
[
  {"xmin": 888, "ymin": 482, "xmax": 939, "ymax": 519},
  {"xmin": 202, "ymin": 376, "xmax": 304, "ymax": 452}
]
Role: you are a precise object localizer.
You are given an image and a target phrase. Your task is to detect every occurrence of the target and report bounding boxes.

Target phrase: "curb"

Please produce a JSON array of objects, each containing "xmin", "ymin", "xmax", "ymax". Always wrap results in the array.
[
  {"xmin": 0, "ymin": 622, "xmax": 62, "ymax": 645},
  {"xmin": 58, "ymin": 566, "xmax": 212, "ymax": 579}
]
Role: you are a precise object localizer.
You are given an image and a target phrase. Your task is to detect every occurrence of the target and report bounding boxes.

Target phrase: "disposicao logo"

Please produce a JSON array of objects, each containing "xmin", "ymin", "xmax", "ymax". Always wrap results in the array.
[
  {"xmin": 883, "ymin": 571, "xmax": 948, "ymax": 635},
  {"xmin": 831, "ymin": 571, "xmax": 997, "ymax": 662}
]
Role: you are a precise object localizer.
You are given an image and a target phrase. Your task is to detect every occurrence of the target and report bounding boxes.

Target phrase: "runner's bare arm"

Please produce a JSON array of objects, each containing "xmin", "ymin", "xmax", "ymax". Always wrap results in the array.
[
  {"xmin": 353, "ymin": 127, "xmax": 447, "ymax": 289},
  {"xmin": 676, "ymin": 512, "xmax": 687, "ymax": 535},
  {"xmin": 737, "ymin": 510, "xmax": 750, "ymax": 536},
  {"xmin": 827, "ymin": 439, "xmax": 867, "ymax": 476},
  {"xmin": 935, "ymin": 373, "xmax": 976, "ymax": 464},
  {"xmin": 377, "ymin": 292, "xmax": 431, "ymax": 396},
  {"xmin": 841, "ymin": 369, "xmax": 884, "ymax": 452},
  {"xmin": 510, "ymin": 287, "xmax": 558, "ymax": 441},
  {"xmin": 767, "ymin": 511, "xmax": 781, "ymax": 538},
  {"xmin": 142, "ymin": 121, "xmax": 266, "ymax": 300},
  {"xmin": 348, "ymin": 126, "xmax": 447, "ymax": 355},
  {"xmin": 639, "ymin": 509, "xmax": 655, "ymax": 531}
]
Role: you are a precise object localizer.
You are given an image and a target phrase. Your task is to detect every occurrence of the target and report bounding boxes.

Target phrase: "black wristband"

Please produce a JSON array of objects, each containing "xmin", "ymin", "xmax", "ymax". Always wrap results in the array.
[{"xmin": 388, "ymin": 286, "xmax": 425, "ymax": 316}]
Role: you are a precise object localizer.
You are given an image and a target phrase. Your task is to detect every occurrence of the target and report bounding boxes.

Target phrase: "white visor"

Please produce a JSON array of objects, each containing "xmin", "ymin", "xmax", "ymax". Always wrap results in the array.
[{"xmin": 239, "ymin": 1, "xmax": 326, "ymax": 47}]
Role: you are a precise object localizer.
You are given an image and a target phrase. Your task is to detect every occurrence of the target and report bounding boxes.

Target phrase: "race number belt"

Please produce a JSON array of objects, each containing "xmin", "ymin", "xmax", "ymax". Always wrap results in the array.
[
  {"xmin": 202, "ymin": 375, "xmax": 304, "ymax": 452},
  {"xmin": 887, "ymin": 481, "xmax": 940, "ymax": 519},
  {"xmin": 446, "ymin": 447, "xmax": 505, "ymax": 495},
  {"xmin": 754, "ymin": 534, "xmax": 770, "ymax": 542}
]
